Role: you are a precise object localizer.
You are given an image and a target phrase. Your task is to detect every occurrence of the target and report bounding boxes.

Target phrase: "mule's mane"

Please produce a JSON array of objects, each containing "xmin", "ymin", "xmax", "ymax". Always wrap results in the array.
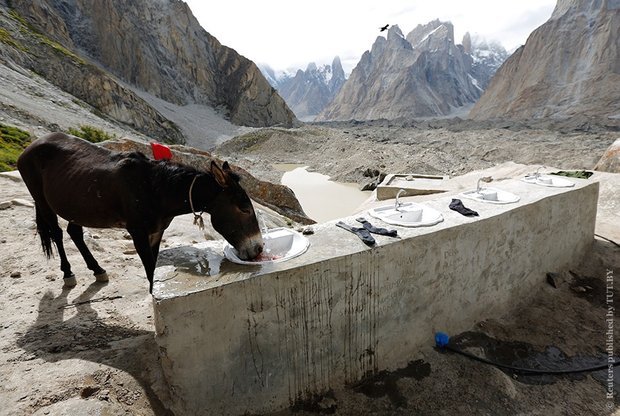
[
  {"xmin": 152, "ymin": 159, "xmax": 203, "ymax": 183},
  {"xmin": 149, "ymin": 159, "xmax": 240, "ymax": 188}
]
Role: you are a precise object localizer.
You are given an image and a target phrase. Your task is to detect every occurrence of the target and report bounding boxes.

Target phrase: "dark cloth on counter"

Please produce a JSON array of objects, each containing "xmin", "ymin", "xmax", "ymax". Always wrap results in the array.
[
  {"xmin": 336, "ymin": 221, "xmax": 376, "ymax": 246},
  {"xmin": 449, "ymin": 198, "xmax": 479, "ymax": 217},
  {"xmin": 356, "ymin": 217, "xmax": 398, "ymax": 237}
]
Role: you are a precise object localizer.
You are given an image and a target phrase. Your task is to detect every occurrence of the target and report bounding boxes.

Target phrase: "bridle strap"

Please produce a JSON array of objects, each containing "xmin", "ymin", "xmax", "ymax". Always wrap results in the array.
[{"xmin": 189, "ymin": 175, "xmax": 204, "ymax": 230}]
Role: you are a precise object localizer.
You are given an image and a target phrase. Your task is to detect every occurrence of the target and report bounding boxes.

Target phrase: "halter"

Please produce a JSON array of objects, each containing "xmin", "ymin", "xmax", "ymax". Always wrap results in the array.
[{"xmin": 189, "ymin": 176, "xmax": 204, "ymax": 230}]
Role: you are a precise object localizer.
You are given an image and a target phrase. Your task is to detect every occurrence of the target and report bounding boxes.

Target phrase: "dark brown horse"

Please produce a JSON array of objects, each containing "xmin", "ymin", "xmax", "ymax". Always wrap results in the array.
[{"xmin": 17, "ymin": 132, "xmax": 264, "ymax": 293}]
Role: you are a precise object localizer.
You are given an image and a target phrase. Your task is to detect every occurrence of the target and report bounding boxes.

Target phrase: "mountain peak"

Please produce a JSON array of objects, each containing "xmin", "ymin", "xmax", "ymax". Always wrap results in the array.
[
  {"xmin": 386, "ymin": 25, "xmax": 413, "ymax": 50},
  {"xmin": 274, "ymin": 56, "xmax": 347, "ymax": 120},
  {"xmin": 462, "ymin": 32, "xmax": 472, "ymax": 54},
  {"xmin": 406, "ymin": 20, "xmax": 454, "ymax": 49},
  {"xmin": 306, "ymin": 62, "xmax": 318, "ymax": 72},
  {"xmin": 318, "ymin": 19, "xmax": 506, "ymax": 122},
  {"xmin": 386, "ymin": 24, "xmax": 404, "ymax": 40}
]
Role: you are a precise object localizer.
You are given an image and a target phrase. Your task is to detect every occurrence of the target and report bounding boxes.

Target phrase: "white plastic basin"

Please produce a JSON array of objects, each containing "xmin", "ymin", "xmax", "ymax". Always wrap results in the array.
[
  {"xmin": 521, "ymin": 175, "xmax": 575, "ymax": 188},
  {"xmin": 223, "ymin": 227, "xmax": 309, "ymax": 265},
  {"xmin": 368, "ymin": 202, "xmax": 443, "ymax": 227},
  {"xmin": 461, "ymin": 187, "xmax": 520, "ymax": 204}
]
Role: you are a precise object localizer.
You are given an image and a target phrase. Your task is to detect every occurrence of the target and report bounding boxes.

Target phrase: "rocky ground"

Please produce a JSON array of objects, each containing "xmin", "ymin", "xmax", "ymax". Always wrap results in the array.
[{"xmin": 214, "ymin": 119, "xmax": 618, "ymax": 192}]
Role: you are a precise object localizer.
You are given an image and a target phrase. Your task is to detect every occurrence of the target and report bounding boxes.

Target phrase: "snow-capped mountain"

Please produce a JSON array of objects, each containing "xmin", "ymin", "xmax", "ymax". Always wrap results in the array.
[
  {"xmin": 259, "ymin": 57, "xmax": 346, "ymax": 121},
  {"xmin": 317, "ymin": 21, "xmax": 508, "ymax": 121},
  {"xmin": 463, "ymin": 33, "xmax": 509, "ymax": 91}
]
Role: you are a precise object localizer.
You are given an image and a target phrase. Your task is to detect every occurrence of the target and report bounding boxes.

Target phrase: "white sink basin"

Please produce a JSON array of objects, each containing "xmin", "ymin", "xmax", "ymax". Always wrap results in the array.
[
  {"xmin": 461, "ymin": 187, "xmax": 520, "ymax": 204},
  {"xmin": 224, "ymin": 228, "xmax": 309, "ymax": 265},
  {"xmin": 368, "ymin": 202, "xmax": 443, "ymax": 227},
  {"xmin": 521, "ymin": 175, "xmax": 575, "ymax": 188}
]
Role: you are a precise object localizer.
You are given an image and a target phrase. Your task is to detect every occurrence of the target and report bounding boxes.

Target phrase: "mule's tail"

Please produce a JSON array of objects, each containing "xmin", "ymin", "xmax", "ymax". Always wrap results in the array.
[{"xmin": 35, "ymin": 204, "xmax": 55, "ymax": 259}]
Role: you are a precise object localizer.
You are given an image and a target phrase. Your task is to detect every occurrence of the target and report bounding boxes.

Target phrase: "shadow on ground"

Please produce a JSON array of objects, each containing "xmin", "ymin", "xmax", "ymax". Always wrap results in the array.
[{"xmin": 16, "ymin": 282, "xmax": 172, "ymax": 415}]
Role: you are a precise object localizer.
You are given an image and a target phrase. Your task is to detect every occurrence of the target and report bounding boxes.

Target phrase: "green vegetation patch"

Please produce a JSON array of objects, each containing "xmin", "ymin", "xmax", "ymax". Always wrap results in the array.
[
  {"xmin": 8, "ymin": 9, "xmax": 29, "ymax": 27},
  {"xmin": 0, "ymin": 123, "xmax": 32, "ymax": 172},
  {"xmin": 35, "ymin": 34, "xmax": 86, "ymax": 65},
  {"xmin": 8, "ymin": 8, "xmax": 85, "ymax": 65},
  {"xmin": 68, "ymin": 125, "xmax": 116, "ymax": 143},
  {"xmin": 0, "ymin": 27, "xmax": 27, "ymax": 51}
]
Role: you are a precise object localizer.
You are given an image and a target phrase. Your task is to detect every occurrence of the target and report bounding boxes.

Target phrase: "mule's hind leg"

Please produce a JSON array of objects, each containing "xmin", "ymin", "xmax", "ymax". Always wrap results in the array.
[
  {"xmin": 37, "ymin": 204, "xmax": 76, "ymax": 287},
  {"xmin": 67, "ymin": 223, "xmax": 108, "ymax": 282},
  {"xmin": 19, "ymin": 166, "xmax": 76, "ymax": 287}
]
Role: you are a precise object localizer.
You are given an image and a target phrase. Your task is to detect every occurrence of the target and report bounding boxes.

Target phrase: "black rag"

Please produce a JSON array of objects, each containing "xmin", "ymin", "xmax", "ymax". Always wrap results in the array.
[
  {"xmin": 336, "ymin": 221, "xmax": 376, "ymax": 246},
  {"xmin": 356, "ymin": 217, "xmax": 398, "ymax": 237},
  {"xmin": 449, "ymin": 198, "xmax": 479, "ymax": 217}
]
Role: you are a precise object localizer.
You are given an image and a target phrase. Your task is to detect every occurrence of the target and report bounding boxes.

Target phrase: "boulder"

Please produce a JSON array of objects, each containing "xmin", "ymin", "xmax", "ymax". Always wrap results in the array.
[{"xmin": 595, "ymin": 138, "xmax": 620, "ymax": 173}]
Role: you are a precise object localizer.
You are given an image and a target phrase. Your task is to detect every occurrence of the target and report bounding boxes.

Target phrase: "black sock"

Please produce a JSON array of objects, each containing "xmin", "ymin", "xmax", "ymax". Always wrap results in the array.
[
  {"xmin": 449, "ymin": 199, "xmax": 479, "ymax": 217},
  {"xmin": 356, "ymin": 218, "xmax": 398, "ymax": 237},
  {"xmin": 336, "ymin": 222, "xmax": 376, "ymax": 246}
]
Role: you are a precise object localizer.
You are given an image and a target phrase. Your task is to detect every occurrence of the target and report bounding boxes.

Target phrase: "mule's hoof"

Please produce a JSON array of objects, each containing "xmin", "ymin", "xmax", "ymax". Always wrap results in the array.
[
  {"xmin": 63, "ymin": 275, "xmax": 77, "ymax": 288},
  {"xmin": 95, "ymin": 272, "xmax": 109, "ymax": 283}
]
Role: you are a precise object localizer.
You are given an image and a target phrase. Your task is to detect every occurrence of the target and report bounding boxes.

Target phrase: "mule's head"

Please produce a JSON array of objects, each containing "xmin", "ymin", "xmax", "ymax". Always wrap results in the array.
[{"xmin": 208, "ymin": 161, "xmax": 264, "ymax": 260}]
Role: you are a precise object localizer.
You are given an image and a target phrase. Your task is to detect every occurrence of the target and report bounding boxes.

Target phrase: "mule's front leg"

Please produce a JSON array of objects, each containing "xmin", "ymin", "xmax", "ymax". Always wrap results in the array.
[
  {"xmin": 128, "ymin": 228, "xmax": 156, "ymax": 293},
  {"xmin": 67, "ymin": 223, "xmax": 108, "ymax": 282}
]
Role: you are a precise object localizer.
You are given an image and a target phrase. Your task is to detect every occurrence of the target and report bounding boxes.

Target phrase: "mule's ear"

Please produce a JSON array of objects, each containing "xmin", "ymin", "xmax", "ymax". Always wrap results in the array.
[
  {"xmin": 211, "ymin": 160, "xmax": 228, "ymax": 188},
  {"xmin": 222, "ymin": 161, "xmax": 231, "ymax": 171}
]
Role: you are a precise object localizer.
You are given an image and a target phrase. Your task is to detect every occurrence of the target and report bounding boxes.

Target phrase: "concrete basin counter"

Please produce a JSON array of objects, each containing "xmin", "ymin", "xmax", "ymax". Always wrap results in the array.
[{"xmin": 152, "ymin": 177, "xmax": 599, "ymax": 416}]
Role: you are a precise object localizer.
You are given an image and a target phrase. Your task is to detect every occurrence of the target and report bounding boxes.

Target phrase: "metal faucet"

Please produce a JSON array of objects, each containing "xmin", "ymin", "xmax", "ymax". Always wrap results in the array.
[
  {"xmin": 395, "ymin": 189, "xmax": 406, "ymax": 210},
  {"xmin": 476, "ymin": 176, "xmax": 493, "ymax": 192},
  {"xmin": 535, "ymin": 166, "xmax": 546, "ymax": 179}
]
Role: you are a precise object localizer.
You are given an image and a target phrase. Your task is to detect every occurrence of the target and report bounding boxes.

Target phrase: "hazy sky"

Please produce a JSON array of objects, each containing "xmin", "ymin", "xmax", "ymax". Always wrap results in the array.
[{"xmin": 184, "ymin": 0, "xmax": 557, "ymax": 73}]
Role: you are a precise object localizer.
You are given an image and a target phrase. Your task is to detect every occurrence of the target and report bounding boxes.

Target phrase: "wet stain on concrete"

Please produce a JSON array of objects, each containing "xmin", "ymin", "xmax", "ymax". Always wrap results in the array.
[
  {"xmin": 351, "ymin": 359, "xmax": 431, "ymax": 408},
  {"xmin": 157, "ymin": 245, "xmax": 260, "ymax": 276}
]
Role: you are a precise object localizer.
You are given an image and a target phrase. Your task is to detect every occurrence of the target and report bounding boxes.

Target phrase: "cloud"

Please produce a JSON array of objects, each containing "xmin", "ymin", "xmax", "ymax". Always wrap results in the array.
[{"xmin": 498, "ymin": 5, "xmax": 556, "ymax": 49}]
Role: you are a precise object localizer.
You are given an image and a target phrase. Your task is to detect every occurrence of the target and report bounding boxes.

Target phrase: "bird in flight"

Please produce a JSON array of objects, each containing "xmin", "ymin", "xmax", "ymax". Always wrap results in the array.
[{"xmin": 380, "ymin": 24, "xmax": 389, "ymax": 32}]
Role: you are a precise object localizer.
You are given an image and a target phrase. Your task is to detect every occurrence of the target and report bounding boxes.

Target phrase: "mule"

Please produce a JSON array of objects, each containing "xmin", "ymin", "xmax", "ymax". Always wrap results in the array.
[{"xmin": 17, "ymin": 132, "xmax": 264, "ymax": 293}]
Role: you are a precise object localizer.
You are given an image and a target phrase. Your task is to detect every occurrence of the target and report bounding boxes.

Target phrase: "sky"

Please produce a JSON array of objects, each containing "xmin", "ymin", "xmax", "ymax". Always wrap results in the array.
[{"xmin": 184, "ymin": 0, "xmax": 557, "ymax": 74}]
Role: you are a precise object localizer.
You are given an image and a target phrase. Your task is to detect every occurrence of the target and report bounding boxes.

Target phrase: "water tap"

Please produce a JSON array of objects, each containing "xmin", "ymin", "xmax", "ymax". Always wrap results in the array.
[
  {"xmin": 476, "ymin": 176, "xmax": 493, "ymax": 192},
  {"xmin": 395, "ymin": 189, "xmax": 406, "ymax": 210},
  {"xmin": 535, "ymin": 166, "xmax": 546, "ymax": 179},
  {"xmin": 256, "ymin": 209, "xmax": 271, "ymax": 254}
]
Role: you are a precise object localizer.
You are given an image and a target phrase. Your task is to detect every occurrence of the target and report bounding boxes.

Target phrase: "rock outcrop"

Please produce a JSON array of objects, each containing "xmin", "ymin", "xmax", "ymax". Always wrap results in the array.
[
  {"xmin": 470, "ymin": 0, "xmax": 620, "ymax": 121},
  {"xmin": 1, "ymin": 0, "xmax": 295, "ymax": 144},
  {"xmin": 0, "ymin": 2, "xmax": 184, "ymax": 143},
  {"xmin": 595, "ymin": 138, "xmax": 620, "ymax": 173},
  {"xmin": 317, "ymin": 22, "xmax": 505, "ymax": 121},
  {"xmin": 273, "ymin": 57, "xmax": 346, "ymax": 120},
  {"xmin": 100, "ymin": 139, "xmax": 314, "ymax": 225}
]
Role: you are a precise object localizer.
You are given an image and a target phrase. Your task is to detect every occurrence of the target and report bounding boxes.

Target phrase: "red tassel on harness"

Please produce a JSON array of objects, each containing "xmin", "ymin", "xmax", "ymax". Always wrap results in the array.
[{"xmin": 150, "ymin": 142, "xmax": 172, "ymax": 160}]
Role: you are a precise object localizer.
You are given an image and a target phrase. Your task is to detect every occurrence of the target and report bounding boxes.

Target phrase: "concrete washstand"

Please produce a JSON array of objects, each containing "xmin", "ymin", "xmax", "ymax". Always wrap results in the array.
[{"xmin": 152, "ymin": 172, "xmax": 597, "ymax": 416}]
